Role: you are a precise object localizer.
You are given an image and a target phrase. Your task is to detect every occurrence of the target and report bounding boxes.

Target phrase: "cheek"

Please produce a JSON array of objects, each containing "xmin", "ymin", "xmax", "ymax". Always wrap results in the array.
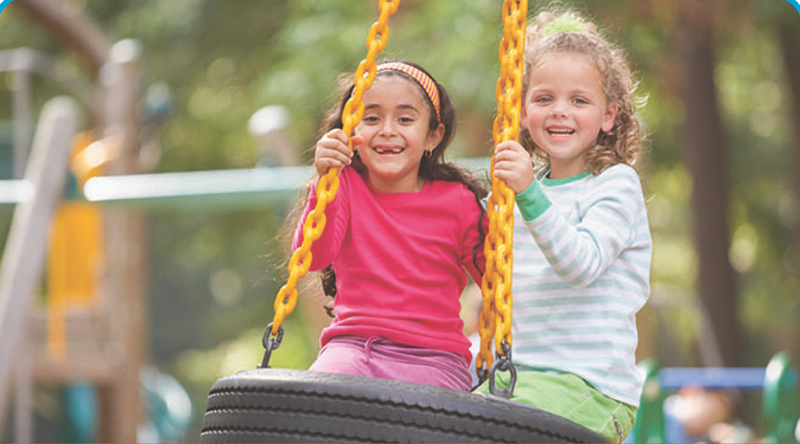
[
  {"xmin": 353, "ymin": 124, "xmax": 374, "ymax": 138},
  {"xmin": 523, "ymin": 106, "xmax": 544, "ymax": 128}
]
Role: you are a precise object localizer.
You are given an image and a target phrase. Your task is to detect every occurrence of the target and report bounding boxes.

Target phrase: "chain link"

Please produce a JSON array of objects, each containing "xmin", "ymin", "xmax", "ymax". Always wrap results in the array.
[
  {"xmin": 270, "ymin": 0, "xmax": 400, "ymax": 337},
  {"xmin": 477, "ymin": 0, "xmax": 527, "ymax": 383},
  {"xmin": 264, "ymin": 0, "xmax": 526, "ymax": 379}
]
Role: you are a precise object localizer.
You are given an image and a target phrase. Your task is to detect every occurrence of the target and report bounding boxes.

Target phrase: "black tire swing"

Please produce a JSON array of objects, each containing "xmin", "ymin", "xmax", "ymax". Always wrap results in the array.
[
  {"xmin": 200, "ymin": 369, "xmax": 604, "ymax": 443},
  {"xmin": 199, "ymin": 1, "xmax": 606, "ymax": 442}
]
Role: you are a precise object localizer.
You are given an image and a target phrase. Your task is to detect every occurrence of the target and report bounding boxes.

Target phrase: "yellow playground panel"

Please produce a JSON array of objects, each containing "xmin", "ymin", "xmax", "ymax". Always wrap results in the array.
[{"xmin": 46, "ymin": 132, "xmax": 106, "ymax": 359}]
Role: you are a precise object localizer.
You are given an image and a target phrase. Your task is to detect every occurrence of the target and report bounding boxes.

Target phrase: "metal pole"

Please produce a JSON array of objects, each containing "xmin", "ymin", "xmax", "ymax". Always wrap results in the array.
[
  {"xmin": 0, "ymin": 97, "xmax": 78, "ymax": 437},
  {"xmin": 11, "ymin": 51, "xmax": 33, "ymax": 179},
  {"xmin": 13, "ymin": 349, "xmax": 32, "ymax": 443},
  {"xmin": 96, "ymin": 40, "xmax": 144, "ymax": 444}
]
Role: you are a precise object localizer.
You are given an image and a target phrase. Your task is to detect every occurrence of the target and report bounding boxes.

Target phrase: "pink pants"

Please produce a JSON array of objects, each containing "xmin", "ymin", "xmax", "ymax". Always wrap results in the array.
[{"xmin": 309, "ymin": 336, "xmax": 473, "ymax": 392}]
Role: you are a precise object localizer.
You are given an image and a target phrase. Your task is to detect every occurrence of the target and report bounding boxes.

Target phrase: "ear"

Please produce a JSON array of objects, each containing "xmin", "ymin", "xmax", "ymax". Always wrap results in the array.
[
  {"xmin": 426, "ymin": 123, "xmax": 445, "ymax": 151},
  {"xmin": 519, "ymin": 91, "xmax": 532, "ymax": 133},
  {"xmin": 601, "ymin": 101, "xmax": 618, "ymax": 133}
]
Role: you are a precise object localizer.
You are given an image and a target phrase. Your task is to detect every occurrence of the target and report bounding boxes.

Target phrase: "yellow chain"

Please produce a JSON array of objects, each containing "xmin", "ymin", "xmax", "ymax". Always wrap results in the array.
[
  {"xmin": 271, "ymin": 0, "xmax": 400, "ymax": 336},
  {"xmin": 477, "ymin": 0, "xmax": 527, "ymax": 380}
]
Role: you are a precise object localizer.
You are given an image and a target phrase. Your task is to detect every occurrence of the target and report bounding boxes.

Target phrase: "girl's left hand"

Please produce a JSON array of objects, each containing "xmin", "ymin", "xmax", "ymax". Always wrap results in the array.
[{"xmin": 493, "ymin": 141, "xmax": 534, "ymax": 194}]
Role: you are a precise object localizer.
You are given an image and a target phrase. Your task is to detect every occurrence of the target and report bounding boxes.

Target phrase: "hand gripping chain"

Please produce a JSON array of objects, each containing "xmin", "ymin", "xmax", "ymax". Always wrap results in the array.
[
  {"xmin": 477, "ymin": 0, "xmax": 527, "ymax": 398},
  {"xmin": 261, "ymin": 0, "xmax": 400, "ymax": 368}
]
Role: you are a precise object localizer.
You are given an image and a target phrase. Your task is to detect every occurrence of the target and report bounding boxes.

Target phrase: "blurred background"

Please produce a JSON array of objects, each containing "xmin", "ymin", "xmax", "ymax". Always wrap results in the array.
[{"xmin": 0, "ymin": 0, "xmax": 798, "ymax": 442}]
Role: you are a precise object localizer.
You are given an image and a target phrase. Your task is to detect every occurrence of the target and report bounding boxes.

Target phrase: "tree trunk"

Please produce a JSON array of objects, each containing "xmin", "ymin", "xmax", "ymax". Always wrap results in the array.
[
  {"xmin": 673, "ymin": 0, "xmax": 742, "ymax": 366},
  {"xmin": 777, "ymin": 17, "xmax": 800, "ymax": 363},
  {"xmin": 10, "ymin": 0, "xmax": 110, "ymax": 76}
]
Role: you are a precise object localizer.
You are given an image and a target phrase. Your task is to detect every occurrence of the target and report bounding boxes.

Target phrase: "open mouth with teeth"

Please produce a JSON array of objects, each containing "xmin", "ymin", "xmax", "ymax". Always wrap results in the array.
[
  {"xmin": 547, "ymin": 127, "xmax": 575, "ymax": 136},
  {"xmin": 374, "ymin": 147, "xmax": 405, "ymax": 154}
]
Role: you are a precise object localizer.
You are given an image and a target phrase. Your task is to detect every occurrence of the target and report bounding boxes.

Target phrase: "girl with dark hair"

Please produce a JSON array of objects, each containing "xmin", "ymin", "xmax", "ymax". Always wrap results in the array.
[{"xmin": 293, "ymin": 60, "xmax": 487, "ymax": 391}]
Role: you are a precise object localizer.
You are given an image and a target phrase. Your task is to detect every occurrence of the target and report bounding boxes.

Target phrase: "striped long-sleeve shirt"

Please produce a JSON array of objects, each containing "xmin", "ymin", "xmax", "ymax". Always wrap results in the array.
[{"xmin": 510, "ymin": 163, "xmax": 652, "ymax": 406}]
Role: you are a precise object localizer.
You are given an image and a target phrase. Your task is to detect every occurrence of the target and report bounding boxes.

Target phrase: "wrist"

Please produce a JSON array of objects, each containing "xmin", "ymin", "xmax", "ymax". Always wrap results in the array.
[{"xmin": 516, "ymin": 179, "xmax": 551, "ymax": 222}]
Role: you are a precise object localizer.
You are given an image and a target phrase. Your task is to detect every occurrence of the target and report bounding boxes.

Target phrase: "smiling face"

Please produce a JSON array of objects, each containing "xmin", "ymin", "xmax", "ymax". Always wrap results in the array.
[
  {"xmin": 353, "ymin": 75, "xmax": 444, "ymax": 193},
  {"xmin": 522, "ymin": 51, "xmax": 617, "ymax": 179}
]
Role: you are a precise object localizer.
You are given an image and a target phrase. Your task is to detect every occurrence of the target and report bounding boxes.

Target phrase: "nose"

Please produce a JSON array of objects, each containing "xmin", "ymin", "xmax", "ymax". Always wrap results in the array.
[
  {"xmin": 378, "ymin": 119, "xmax": 396, "ymax": 136},
  {"xmin": 551, "ymin": 100, "xmax": 568, "ymax": 117}
]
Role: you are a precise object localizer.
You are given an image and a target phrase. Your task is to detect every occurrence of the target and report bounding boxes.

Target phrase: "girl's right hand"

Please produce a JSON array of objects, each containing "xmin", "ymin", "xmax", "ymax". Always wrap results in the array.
[
  {"xmin": 493, "ymin": 140, "xmax": 535, "ymax": 194},
  {"xmin": 314, "ymin": 129, "xmax": 360, "ymax": 177}
]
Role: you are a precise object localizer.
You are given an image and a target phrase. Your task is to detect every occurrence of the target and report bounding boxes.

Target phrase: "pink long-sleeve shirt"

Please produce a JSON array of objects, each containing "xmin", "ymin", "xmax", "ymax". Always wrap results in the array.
[{"xmin": 293, "ymin": 166, "xmax": 485, "ymax": 363}]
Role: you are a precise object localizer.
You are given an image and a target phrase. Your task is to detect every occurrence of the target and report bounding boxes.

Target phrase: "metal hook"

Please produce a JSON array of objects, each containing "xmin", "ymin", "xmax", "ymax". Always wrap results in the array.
[
  {"xmin": 259, "ymin": 323, "xmax": 284, "ymax": 369},
  {"xmin": 488, "ymin": 341, "xmax": 517, "ymax": 399}
]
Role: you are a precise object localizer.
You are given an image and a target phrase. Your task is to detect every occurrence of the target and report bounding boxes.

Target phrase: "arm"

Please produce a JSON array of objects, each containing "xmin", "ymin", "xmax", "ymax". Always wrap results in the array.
[
  {"xmin": 492, "ymin": 139, "xmax": 552, "ymax": 220},
  {"xmin": 493, "ymin": 140, "xmax": 535, "ymax": 194},
  {"xmin": 462, "ymin": 193, "xmax": 488, "ymax": 285},
  {"xmin": 524, "ymin": 165, "xmax": 646, "ymax": 287},
  {"xmin": 292, "ymin": 129, "xmax": 356, "ymax": 270}
]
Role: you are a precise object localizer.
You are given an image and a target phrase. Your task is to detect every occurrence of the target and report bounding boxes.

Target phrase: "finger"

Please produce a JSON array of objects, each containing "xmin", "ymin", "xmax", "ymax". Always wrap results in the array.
[
  {"xmin": 318, "ymin": 136, "xmax": 352, "ymax": 157},
  {"xmin": 493, "ymin": 172, "xmax": 517, "ymax": 192},
  {"xmin": 492, "ymin": 162, "xmax": 512, "ymax": 181},
  {"xmin": 493, "ymin": 150, "xmax": 519, "ymax": 166},
  {"xmin": 315, "ymin": 141, "xmax": 352, "ymax": 173},
  {"xmin": 317, "ymin": 146, "xmax": 352, "ymax": 167},
  {"xmin": 350, "ymin": 135, "xmax": 365, "ymax": 152},
  {"xmin": 497, "ymin": 141, "xmax": 527, "ymax": 157},
  {"xmin": 494, "ymin": 149, "xmax": 516, "ymax": 163},
  {"xmin": 327, "ymin": 129, "xmax": 349, "ymax": 144},
  {"xmin": 495, "ymin": 141, "xmax": 516, "ymax": 154},
  {"xmin": 315, "ymin": 156, "xmax": 348, "ymax": 177}
]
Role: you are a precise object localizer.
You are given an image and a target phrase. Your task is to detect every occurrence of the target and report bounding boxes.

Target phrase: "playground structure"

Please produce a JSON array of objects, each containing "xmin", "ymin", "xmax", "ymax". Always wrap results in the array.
[
  {"xmin": 633, "ymin": 352, "xmax": 799, "ymax": 443},
  {"xmin": 0, "ymin": 35, "xmax": 319, "ymax": 441},
  {"xmin": 0, "ymin": 39, "xmax": 149, "ymax": 442},
  {"xmin": 0, "ymin": 40, "xmax": 308, "ymax": 443}
]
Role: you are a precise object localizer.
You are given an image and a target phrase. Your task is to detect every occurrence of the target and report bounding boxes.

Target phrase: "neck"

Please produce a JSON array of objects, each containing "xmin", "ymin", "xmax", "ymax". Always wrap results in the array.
[{"xmin": 369, "ymin": 175, "xmax": 425, "ymax": 193}]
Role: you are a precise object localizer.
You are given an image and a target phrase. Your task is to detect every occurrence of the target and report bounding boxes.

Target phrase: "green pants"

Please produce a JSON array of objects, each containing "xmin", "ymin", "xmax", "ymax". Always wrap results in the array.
[{"xmin": 475, "ymin": 369, "xmax": 636, "ymax": 443}]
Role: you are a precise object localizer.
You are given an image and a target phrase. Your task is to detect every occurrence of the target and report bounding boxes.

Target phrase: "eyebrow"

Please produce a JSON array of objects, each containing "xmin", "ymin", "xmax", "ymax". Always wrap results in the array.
[
  {"xmin": 363, "ymin": 103, "xmax": 421, "ymax": 113},
  {"xmin": 530, "ymin": 85, "xmax": 597, "ymax": 96}
]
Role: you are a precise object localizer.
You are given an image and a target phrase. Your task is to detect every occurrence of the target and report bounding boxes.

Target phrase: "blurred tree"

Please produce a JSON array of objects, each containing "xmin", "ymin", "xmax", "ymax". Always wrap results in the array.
[
  {"xmin": 11, "ymin": 0, "xmax": 111, "ymax": 76},
  {"xmin": 776, "ymin": 6, "xmax": 800, "ymax": 363},
  {"xmin": 672, "ymin": 0, "xmax": 742, "ymax": 366}
]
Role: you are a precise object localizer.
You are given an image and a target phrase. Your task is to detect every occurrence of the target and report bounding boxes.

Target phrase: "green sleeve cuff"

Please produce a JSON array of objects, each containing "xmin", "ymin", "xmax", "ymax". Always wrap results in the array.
[{"xmin": 516, "ymin": 179, "xmax": 551, "ymax": 222}]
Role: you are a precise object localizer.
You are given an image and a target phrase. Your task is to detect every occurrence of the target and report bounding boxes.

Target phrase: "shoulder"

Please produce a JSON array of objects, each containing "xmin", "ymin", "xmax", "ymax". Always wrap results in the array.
[
  {"xmin": 583, "ymin": 165, "xmax": 647, "ymax": 221},
  {"xmin": 341, "ymin": 165, "xmax": 363, "ymax": 181},
  {"xmin": 339, "ymin": 165, "xmax": 369, "ymax": 189},
  {"xmin": 591, "ymin": 164, "xmax": 644, "ymax": 193},
  {"xmin": 430, "ymin": 179, "xmax": 477, "ymax": 198},
  {"xmin": 429, "ymin": 180, "xmax": 482, "ymax": 212},
  {"xmin": 597, "ymin": 164, "xmax": 640, "ymax": 181}
]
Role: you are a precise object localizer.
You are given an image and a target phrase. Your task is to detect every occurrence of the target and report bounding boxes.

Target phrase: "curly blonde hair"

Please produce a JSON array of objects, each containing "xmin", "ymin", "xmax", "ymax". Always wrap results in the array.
[{"xmin": 521, "ymin": 10, "xmax": 646, "ymax": 174}]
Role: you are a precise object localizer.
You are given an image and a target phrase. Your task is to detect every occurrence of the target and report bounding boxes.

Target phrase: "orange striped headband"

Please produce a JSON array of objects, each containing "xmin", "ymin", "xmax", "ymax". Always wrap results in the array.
[{"xmin": 377, "ymin": 62, "xmax": 441, "ymax": 122}]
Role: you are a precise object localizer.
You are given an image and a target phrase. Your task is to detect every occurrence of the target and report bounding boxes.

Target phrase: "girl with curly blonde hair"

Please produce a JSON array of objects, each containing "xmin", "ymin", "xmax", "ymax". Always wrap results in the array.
[{"xmin": 476, "ymin": 10, "xmax": 651, "ymax": 443}]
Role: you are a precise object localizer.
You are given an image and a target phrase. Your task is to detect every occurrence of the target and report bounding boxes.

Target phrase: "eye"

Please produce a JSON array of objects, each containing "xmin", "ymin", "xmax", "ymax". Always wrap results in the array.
[
  {"xmin": 399, "ymin": 116, "xmax": 415, "ymax": 124},
  {"xmin": 533, "ymin": 96, "xmax": 551, "ymax": 104},
  {"xmin": 362, "ymin": 115, "xmax": 380, "ymax": 124},
  {"xmin": 573, "ymin": 97, "xmax": 589, "ymax": 105}
]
